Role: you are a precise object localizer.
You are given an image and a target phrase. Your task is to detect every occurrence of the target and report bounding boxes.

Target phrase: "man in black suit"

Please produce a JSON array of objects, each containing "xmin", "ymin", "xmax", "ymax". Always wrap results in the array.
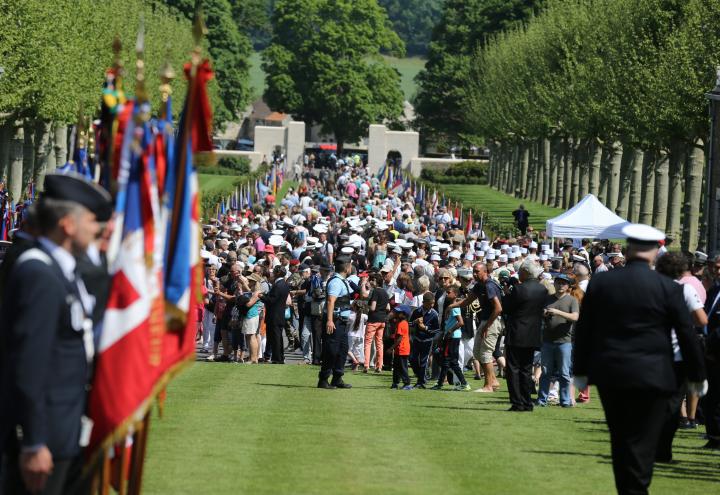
[
  {"xmin": 0, "ymin": 173, "xmax": 112, "ymax": 495},
  {"xmin": 262, "ymin": 265, "xmax": 291, "ymax": 363},
  {"xmin": 502, "ymin": 260, "xmax": 548, "ymax": 411},
  {"xmin": 703, "ymin": 253, "xmax": 720, "ymax": 449},
  {"xmin": 574, "ymin": 224, "xmax": 707, "ymax": 495}
]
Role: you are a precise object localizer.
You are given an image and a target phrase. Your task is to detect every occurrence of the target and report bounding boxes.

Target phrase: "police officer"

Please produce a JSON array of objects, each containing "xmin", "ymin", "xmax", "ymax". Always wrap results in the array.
[
  {"xmin": 574, "ymin": 223, "xmax": 707, "ymax": 495},
  {"xmin": 0, "ymin": 173, "xmax": 112, "ymax": 495},
  {"xmin": 317, "ymin": 256, "xmax": 355, "ymax": 389}
]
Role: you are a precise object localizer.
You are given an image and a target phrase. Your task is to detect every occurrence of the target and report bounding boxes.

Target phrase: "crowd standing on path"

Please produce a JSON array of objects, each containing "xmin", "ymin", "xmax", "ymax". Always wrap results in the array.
[{"xmin": 0, "ymin": 155, "xmax": 718, "ymax": 495}]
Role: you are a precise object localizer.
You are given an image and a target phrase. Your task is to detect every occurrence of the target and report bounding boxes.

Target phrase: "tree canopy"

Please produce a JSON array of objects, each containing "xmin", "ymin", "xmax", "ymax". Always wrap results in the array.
[
  {"xmin": 413, "ymin": 0, "xmax": 545, "ymax": 146},
  {"xmin": 262, "ymin": 0, "xmax": 405, "ymax": 150},
  {"xmin": 377, "ymin": 0, "xmax": 443, "ymax": 57}
]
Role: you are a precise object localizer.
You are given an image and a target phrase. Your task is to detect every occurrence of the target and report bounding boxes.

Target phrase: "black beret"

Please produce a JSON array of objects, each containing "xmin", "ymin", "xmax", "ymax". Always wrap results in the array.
[{"xmin": 43, "ymin": 173, "xmax": 113, "ymax": 222}]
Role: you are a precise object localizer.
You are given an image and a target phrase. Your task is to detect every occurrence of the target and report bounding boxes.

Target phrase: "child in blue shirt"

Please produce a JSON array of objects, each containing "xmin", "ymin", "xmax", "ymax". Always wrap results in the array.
[{"xmin": 432, "ymin": 286, "xmax": 470, "ymax": 391}]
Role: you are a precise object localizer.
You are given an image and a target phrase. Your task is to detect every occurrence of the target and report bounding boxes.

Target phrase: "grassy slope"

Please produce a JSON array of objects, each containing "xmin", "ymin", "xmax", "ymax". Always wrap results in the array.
[
  {"xmin": 198, "ymin": 174, "xmax": 243, "ymax": 195},
  {"xmin": 249, "ymin": 52, "xmax": 425, "ymax": 101},
  {"xmin": 438, "ymin": 184, "xmax": 565, "ymax": 234},
  {"xmin": 143, "ymin": 364, "xmax": 717, "ymax": 495}
]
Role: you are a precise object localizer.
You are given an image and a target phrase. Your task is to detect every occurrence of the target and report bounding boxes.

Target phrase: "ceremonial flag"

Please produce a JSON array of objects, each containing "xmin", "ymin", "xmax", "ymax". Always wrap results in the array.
[
  {"xmin": 247, "ymin": 183, "xmax": 253, "ymax": 209},
  {"xmin": 455, "ymin": 204, "xmax": 460, "ymax": 224},
  {"xmin": 88, "ymin": 99, "xmax": 165, "ymax": 454},
  {"xmin": 431, "ymin": 189, "xmax": 438, "ymax": 211},
  {"xmin": 377, "ymin": 162, "xmax": 386, "ymax": 180},
  {"xmin": 465, "ymin": 209, "xmax": 473, "ymax": 236}
]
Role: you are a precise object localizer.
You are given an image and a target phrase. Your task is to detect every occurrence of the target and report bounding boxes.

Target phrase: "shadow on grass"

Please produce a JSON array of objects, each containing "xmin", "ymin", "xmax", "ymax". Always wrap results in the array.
[
  {"xmin": 417, "ymin": 404, "xmax": 506, "ymax": 413},
  {"xmin": 654, "ymin": 461, "xmax": 720, "ymax": 483},
  {"xmin": 527, "ymin": 449, "xmax": 611, "ymax": 462}
]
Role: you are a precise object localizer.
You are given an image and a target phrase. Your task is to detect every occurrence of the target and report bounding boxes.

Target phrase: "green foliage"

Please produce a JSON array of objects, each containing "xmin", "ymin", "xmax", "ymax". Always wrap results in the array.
[
  {"xmin": 378, "ymin": 0, "xmax": 443, "ymax": 56},
  {"xmin": 463, "ymin": 0, "xmax": 720, "ymax": 149},
  {"xmin": 420, "ymin": 161, "xmax": 489, "ymax": 184},
  {"xmin": 0, "ymin": 0, "xmax": 197, "ymax": 123},
  {"xmin": 165, "ymin": 0, "xmax": 252, "ymax": 126},
  {"xmin": 216, "ymin": 155, "xmax": 251, "ymax": 174},
  {"xmin": 263, "ymin": 0, "xmax": 405, "ymax": 149},
  {"xmin": 413, "ymin": 0, "xmax": 546, "ymax": 144},
  {"xmin": 231, "ymin": 0, "xmax": 274, "ymax": 50}
]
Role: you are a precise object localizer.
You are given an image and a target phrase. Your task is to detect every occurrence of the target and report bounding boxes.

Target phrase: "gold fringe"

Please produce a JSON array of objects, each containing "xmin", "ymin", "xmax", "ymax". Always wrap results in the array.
[{"xmin": 193, "ymin": 151, "xmax": 216, "ymax": 167}]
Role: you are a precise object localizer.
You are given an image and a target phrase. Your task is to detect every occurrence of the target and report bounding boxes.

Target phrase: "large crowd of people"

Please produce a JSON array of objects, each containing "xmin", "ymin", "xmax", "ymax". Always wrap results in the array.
[{"xmin": 195, "ymin": 158, "xmax": 716, "ymax": 450}]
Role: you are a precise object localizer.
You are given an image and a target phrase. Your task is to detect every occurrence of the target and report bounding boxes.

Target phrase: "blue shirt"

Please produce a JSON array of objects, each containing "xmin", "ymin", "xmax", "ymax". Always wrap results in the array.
[
  {"xmin": 445, "ymin": 307, "xmax": 462, "ymax": 338},
  {"xmin": 327, "ymin": 274, "xmax": 352, "ymax": 318},
  {"xmin": 243, "ymin": 292, "xmax": 264, "ymax": 319}
]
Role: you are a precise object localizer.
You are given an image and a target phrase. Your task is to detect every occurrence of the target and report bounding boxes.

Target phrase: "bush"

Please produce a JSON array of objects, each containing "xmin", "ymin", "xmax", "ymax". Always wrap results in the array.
[
  {"xmin": 217, "ymin": 156, "xmax": 251, "ymax": 174},
  {"xmin": 420, "ymin": 160, "xmax": 488, "ymax": 184}
]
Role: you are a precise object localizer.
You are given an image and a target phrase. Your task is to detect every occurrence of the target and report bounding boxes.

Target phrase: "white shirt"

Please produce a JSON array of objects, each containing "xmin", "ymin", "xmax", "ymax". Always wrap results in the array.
[{"xmin": 671, "ymin": 282, "xmax": 704, "ymax": 362}]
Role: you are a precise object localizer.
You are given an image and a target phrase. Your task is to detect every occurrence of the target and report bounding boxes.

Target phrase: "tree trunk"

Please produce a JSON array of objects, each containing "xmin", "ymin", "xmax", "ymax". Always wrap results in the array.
[
  {"xmin": 8, "ymin": 122, "xmax": 24, "ymax": 200},
  {"xmin": 628, "ymin": 149, "xmax": 644, "ymax": 223},
  {"xmin": 666, "ymin": 141, "xmax": 685, "ymax": 243},
  {"xmin": 607, "ymin": 141, "xmax": 622, "ymax": 213},
  {"xmin": 652, "ymin": 149, "xmax": 669, "ymax": 231},
  {"xmin": 577, "ymin": 138, "xmax": 588, "ymax": 200},
  {"xmin": 555, "ymin": 138, "xmax": 565, "ymax": 208},
  {"xmin": 542, "ymin": 138, "xmax": 551, "ymax": 205},
  {"xmin": 519, "ymin": 142, "xmax": 529, "ymax": 198},
  {"xmin": 529, "ymin": 141, "xmax": 539, "ymax": 201},
  {"xmin": 489, "ymin": 142, "xmax": 499, "ymax": 188},
  {"xmin": 0, "ymin": 122, "xmax": 10, "ymax": 181},
  {"xmin": 598, "ymin": 143, "xmax": 611, "ymax": 204},
  {"xmin": 34, "ymin": 121, "xmax": 52, "ymax": 188},
  {"xmin": 588, "ymin": 140, "xmax": 602, "ymax": 196},
  {"xmin": 616, "ymin": 142, "xmax": 634, "ymax": 218},
  {"xmin": 23, "ymin": 121, "xmax": 35, "ymax": 187},
  {"xmin": 570, "ymin": 139, "xmax": 580, "ymax": 206},
  {"xmin": 682, "ymin": 139, "xmax": 704, "ymax": 252},
  {"xmin": 549, "ymin": 137, "xmax": 559, "ymax": 207},
  {"xmin": 53, "ymin": 124, "xmax": 68, "ymax": 166},
  {"xmin": 562, "ymin": 138, "xmax": 572, "ymax": 209},
  {"xmin": 639, "ymin": 149, "xmax": 656, "ymax": 225}
]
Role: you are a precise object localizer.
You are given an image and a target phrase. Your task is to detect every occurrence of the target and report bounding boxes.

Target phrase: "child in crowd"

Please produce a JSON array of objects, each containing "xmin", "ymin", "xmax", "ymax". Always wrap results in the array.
[
  {"xmin": 409, "ymin": 292, "xmax": 440, "ymax": 389},
  {"xmin": 347, "ymin": 300, "xmax": 368, "ymax": 371},
  {"xmin": 432, "ymin": 286, "xmax": 471, "ymax": 391},
  {"xmin": 388, "ymin": 305, "xmax": 412, "ymax": 390}
]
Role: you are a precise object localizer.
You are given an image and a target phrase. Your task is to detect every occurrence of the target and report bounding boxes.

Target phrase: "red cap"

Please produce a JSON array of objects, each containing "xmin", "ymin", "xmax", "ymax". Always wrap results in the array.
[
  {"xmin": 358, "ymin": 271, "xmax": 369, "ymax": 278},
  {"xmin": 265, "ymin": 245, "xmax": 275, "ymax": 254},
  {"xmin": 289, "ymin": 259, "xmax": 300, "ymax": 266}
]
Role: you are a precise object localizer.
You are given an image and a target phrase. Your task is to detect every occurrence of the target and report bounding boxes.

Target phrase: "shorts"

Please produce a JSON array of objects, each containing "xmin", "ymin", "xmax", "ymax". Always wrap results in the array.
[
  {"xmin": 242, "ymin": 316, "xmax": 260, "ymax": 335},
  {"xmin": 474, "ymin": 318, "xmax": 504, "ymax": 364}
]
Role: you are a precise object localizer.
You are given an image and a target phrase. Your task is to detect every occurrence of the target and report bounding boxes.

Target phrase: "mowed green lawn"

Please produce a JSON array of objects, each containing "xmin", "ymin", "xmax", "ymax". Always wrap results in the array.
[
  {"xmin": 198, "ymin": 173, "xmax": 244, "ymax": 196},
  {"xmin": 143, "ymin": 364, "xmax": 718, "ymax": 495},
  {"xmin": 249, "ymin": 51, "xmax": 425, "ymax": 101},
  {"xmin": 440, "ymin": 184, "xmax": 565, "ymax": 234}
]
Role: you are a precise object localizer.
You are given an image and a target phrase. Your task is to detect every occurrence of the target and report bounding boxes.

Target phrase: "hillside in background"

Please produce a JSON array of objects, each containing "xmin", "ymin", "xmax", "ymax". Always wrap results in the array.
[{"xmin": 248, "ymin": 51, "xmax": 424, "ymax": 101}]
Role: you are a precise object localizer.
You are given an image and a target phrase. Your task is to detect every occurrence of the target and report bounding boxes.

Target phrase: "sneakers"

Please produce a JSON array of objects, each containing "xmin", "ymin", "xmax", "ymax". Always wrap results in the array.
[
  {"xmin": 401, "ymin": 385, "xmax": 414, "ymax": 390},
  {"xmin": 430, "ymin": 384, "xmax": 443, "ymax": 390},
  {"xmin": 390, "ymin": 384, "xmax": 399, "ymax": 389},
  {"xmin": 453, "ymin": 384, "xmax": 471, "ymax": 391},
  {"xmin": 414, "ymin": 383, "xmax": 427, "ymax": 389},
  {"xmin": 678, "ymin": 419, "xmax": 697, "ymax": 430}
]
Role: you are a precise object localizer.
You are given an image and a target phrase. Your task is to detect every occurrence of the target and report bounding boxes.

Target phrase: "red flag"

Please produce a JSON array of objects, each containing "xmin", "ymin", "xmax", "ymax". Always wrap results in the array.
[{"xmin": 465, "ymin": 209, "xmax": 473, "ymax": 236}]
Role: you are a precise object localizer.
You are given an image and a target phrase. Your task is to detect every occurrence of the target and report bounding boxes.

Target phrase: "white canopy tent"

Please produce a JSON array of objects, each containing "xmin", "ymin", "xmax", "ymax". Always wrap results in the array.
[{"xmin": 546, "ymin": 194, "xmax": 630, "ymax": 239}]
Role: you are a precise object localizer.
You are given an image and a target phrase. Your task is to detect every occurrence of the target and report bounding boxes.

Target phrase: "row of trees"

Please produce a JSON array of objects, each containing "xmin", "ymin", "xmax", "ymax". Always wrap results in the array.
[
  {"xmin": 0, "ymin": 0, "xmax": 255, "ymax": 201},
  {"xmin": 470, "ymin": 0, "xmax": 720, "ymax": 252},
  {"xmin": 413, "ymin": 0, "xmax": 545, "ymax": 146}
]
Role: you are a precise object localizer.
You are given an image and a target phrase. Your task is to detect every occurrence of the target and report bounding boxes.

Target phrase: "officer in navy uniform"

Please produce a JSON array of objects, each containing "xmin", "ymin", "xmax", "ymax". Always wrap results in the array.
[
  {"xmin": 574, "ymin": 223, "xmax": 707, "ymax": 495},
  {"xmin": 317, "ymin": 256, "xmax": 355, "ymax": 389},
  {"xmin": 0, "ymin": 173, "xmax": 112, "ymax": 495}
]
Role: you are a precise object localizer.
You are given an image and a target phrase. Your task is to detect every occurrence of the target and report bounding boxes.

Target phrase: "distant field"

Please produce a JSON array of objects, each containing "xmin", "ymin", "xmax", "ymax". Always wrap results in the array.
[
  {"xmin": 437, "ymin": 184, "xmax": 564, "ymax": 235},
  {"xmin": 249, "ymin": 51, "xmax": 425, "ymax": 101},
  {"xmin": 198, "ymin": 173, "xmax": 243, "ymax": 195}
]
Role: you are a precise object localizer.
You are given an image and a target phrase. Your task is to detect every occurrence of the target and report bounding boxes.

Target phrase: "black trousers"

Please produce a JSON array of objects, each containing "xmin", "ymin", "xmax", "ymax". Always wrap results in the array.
[
  {"xmin": 409, "ymin": 339, "xmax": 432, "ymax": 385},
  {"xmin": 437, "ymin": 338, "xmax": 466, "ymax": 386},
  {"xmin": 703, "ymin": 358, "xmax": 720, "ymax": 441},
  {"xmin": 265, "ymin": 320, "xmax": 285, "ymax": 363},
  {"xmin": 2, "ymin": 441, "xmax": 85, "ymax": 495},
  {"xmin": 598, "ymin": 388, "xmax": 671, "ymax": 495},
  {"xmin": 319, "ymin": 318, "xmax": 349, "ymax": 383},
  {"xmin": 311, "ymin": 315, "xmax": 324, "ymax": 364},
  {"xmin": 506, "ymin": 346, "xmax": 535, "ymax": 410},
  {"xmin": 392, "ymin": 354, "xmax": 410, "ymax": 386},
  {"xmin": 656, "ymin": 363, "xmax": 686, "ymax": 461}
]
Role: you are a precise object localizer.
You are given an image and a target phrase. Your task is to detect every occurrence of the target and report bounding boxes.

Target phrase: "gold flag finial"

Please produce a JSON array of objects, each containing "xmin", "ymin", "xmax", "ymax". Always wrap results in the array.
[
  {"xmin": 76, "ymin": 105, "xmax": 86, "ymax": 149},
  {"xmin": 159, "ymin": 51, "xmax": 175, "ymax": 118}
]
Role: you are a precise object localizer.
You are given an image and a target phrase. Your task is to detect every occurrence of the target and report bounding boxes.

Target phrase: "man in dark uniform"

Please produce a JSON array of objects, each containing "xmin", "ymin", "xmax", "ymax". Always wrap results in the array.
[
  {"xmin": 261, "ymin": 265, "xmax": 291, "ymax": 364},
  {"xmin": 0, "ymin": 173, "xmax": 112, "ymax": 495},
  {"xmin": 317, "ymin": 256, "xmax": 355, "ymax": 389},
  {"xmin": 574, "ymin": 223, "xmax": 707, "ymax": 495},
  {"xmin": 502, "ymin": 260, "xmax": 547, "ymax": 411}
]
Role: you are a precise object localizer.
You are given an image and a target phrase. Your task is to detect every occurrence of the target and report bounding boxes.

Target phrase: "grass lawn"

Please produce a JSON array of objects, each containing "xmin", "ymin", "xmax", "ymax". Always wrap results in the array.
[
  {"xmin": 438, "ymin": 184, "xmax": 565, "ymax": 235},
  {"xmin": 275, "ymin": 180, "xmax": 298, "ymax": 207},
  {"xmin": 198, "ymin": 173, "xmax": 244, "ymax": 196},
  {"xmin": 143, "ymin": 364, "xmax": 717, "ymax": 495},
  {"xmin": 248, "ymin": 52, "xmax": 425, "ymax": 101}
]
